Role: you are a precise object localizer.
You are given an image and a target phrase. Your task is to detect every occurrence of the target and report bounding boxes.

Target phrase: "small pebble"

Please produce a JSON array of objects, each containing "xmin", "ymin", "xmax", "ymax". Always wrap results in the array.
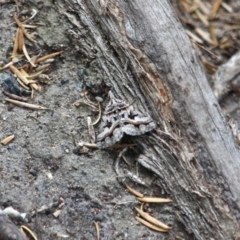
[
  {"xmin": 29, "ymin": 168, "xmax": 37, "ymax": 177},
  {"xmin": 95, "ymin": 96, "xmax": 103, "ymax": 102},
  {"xmin": 61, "ymin": 79, "xmax": 69, "ymax": 85}
]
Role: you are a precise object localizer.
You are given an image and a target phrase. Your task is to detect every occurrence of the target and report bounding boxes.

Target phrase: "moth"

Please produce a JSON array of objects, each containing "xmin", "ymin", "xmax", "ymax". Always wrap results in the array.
[{"xmin": 97, "ymin": 91, "xmax": 156, "ymax": 148}]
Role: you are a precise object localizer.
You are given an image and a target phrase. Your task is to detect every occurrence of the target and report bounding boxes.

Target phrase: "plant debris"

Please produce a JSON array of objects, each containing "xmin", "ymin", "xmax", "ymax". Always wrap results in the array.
[
  {"xmin": 135, "ymin": 207, "xmax": 172, "ymax": 231},
  {"xmin": 172, "ymin": 0, "xmax": 240, "ymax": 74},
  {"xmin": 0, "ymin": 14, "xmax": 64, "ymax": 110},
  {"xmin": 137, "ymin": 197, "xmax": 173, "ymax": 203},
  {"xmin": 135, "ymin": 216, "xmax": 170, "ymax": 233},
  {"xmin": 5, "ymin": 98, "xmax": 49, "ymax": 110},
  {"xmin": 123, "ymin": 181, "xmax": 173, "ymax": 233},
  {"xmin": 20, "ymin": 225, "xmax": 38, "ymax": 240},
  {"xmin": 93, "ymin": 221, "xmax": 100, "ymax": 240},
  {"xmin": 1, "ymin": 134, "xmax": 15, "ymax": 145}
]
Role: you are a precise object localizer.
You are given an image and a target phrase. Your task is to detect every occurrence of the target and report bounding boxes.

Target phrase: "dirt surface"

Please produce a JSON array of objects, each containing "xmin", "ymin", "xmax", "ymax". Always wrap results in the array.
[{"xmin": 0, "ymin": 2, "xmax": 174, "ymax": 240}]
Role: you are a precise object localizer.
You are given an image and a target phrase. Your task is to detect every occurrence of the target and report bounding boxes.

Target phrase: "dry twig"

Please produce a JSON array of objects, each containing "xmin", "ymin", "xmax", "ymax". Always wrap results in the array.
[{"xmin": 5, "ymin": 98, "xmax": 49, "ymax": 110}]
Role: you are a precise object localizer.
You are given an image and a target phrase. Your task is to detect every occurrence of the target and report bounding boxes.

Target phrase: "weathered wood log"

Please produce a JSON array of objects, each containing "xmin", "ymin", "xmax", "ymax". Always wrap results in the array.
[
  {"xmin": 213, "ymin": 50, "xmax": 240, "ymax": 100},
  {"xmin": 58, "ymin": 0, "xmax": 240, "ymax": 238}
]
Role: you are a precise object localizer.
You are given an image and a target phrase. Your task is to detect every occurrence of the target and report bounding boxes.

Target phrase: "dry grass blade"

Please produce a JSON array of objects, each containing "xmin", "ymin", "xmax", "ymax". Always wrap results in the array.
[
  {"xmin": 194, "ymin": 0, "xmax": 210, "ymax": 15},
  {"xmin": 1, "ymin": 135, "xmax": 14, "ymax": 145},
  {"xmin": 12, "ymin": 28, "xmax": 20, "ymax": 57},
  {"xmin": 26, "ymin": 70, "xmax": 44, "ymax": 80},
  {"xmin": 20, "ymin": 69, "xmax": 41, "ymax": 91},
  {"xmin": 125, "ymin": 169, "xmax": 148, "ymax": 186},
  {"xmin": 186, "ymin": 30, "xmax": 204, "ymax": 44},
  {"xmin": 135, "ymin": 207, "xmax": 172, "ymax": 230},
  {"xmin": 195, "ymin": 27, "xmax": 215, "ymax": 45},
  {"xmin": 209, "ymin": 0, "xmax": 222, "ymax": 19},
  {"xmin": 82, "ymin": 142, "xmax": 98, "ymax": 148},
  {"xmin": 16, "ymin": 77, "xmax": 30, "ymax": 90},
  {"xmin": 20, "ymin": 225, "xmax": 38, "ymax": 240},
  {"xmin": 135, "ymin": 216, "xmax": 170, "ymax": 232},
  {"xmin": 180, "ymin": 1, "xmax": 191, "ymax": 13},
  {"xmin": 201, "ymin": 56, "xmax": 218, "ymax": 74},
  {"xmin": 18, "ymin": 27, "xmax": 23, "ymax": 53},
  {"xmin": 36, "ymin": 51, "xmax": 64, "ymax": 63},
  {"xmin": 22, "ymin": 40, "xmax": 36, "ymax": 67},
  {"xmin": 195, "ymin": 9, "xmax": 209, "ymax": 26},
  {"xmin": 219, "ymin": 37, "xmax": 231, "ymax": 49},
  {"xmin": 35, "ymin": 63, "xmax": 51, "ymax": 72},
  {"xmin": 5, "ymin": 98, "xmax": 49, "ymax": 110},
  {"xmin": 209, "ymin": 23, "xmax": 218, "ymax": 45},
  {"xmin": 137, "ymin": 197, "xmax": 172, "ymax": 203},
  {"xmin": 22, "ymin": 24, "xmax": 38, "ymax": 29},
  {"xmin": 93, "ymin": 221, "xmax": 100, "ymax": 240},
  {"xmin": 221, "ymin": 2, "xmax": 233, "ymax": 13},
  {"xmin": 13, "ymin": 15, "xmax": 37, "ymax": 43},
  {"xmin": 125, "ymin": 184, "xmax": 144, "ymax": 198},
  {"xmin": 176, "ymin": 0, "xmax": 239, "ymax": 76},
  {"xmin": 9, "ymin": 64, "xmax": 31, "ymax": 85},
  {"xmin": 19, "ymin": 228, "xmax": 28, "ymax": 240},
  {"xmin": 93, "ymin": 103, "xmax": 101, "ymax": 125},
  {"xmin": 0, "ymin": 61, "xmax": 13, "ymax": 71}
]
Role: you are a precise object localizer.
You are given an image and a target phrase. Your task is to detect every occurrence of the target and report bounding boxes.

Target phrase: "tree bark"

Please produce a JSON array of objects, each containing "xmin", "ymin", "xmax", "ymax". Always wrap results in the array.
[{"xmin": 57, "ymin": 0, "xmax": 240, "ymax": 239}]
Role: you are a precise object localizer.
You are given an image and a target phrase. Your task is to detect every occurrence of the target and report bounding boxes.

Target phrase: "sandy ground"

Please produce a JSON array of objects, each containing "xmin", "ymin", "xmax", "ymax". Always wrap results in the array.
[{"xmin": 0, "ymin": 2, "xmax": 174, "ymax": 239}]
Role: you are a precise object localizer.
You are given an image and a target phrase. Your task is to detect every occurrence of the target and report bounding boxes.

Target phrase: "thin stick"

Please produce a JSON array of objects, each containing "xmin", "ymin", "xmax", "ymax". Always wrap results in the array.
[
  {"xmin": 2, "ymin": 90, "xmax": 30, "ymax": 102},
  {"xmin": 5, "ymin": 98, "xmax": 49, "ymax": 110},
  {"xmin": 192, "ymin": 40, "xmax": 220, "ymax": 59}
]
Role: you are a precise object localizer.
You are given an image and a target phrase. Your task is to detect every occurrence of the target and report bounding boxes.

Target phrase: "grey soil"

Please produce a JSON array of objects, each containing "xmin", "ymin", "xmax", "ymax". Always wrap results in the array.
[{"xmin": 0, "ymin": 2, "xmax": 173, "ymax": 240}]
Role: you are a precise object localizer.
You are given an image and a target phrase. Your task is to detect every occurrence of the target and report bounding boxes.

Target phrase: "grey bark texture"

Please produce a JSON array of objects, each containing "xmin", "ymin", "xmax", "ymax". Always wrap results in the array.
[{"xmin": 57, "ymin": 0, "xmax": 240, "ymax": 239}]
